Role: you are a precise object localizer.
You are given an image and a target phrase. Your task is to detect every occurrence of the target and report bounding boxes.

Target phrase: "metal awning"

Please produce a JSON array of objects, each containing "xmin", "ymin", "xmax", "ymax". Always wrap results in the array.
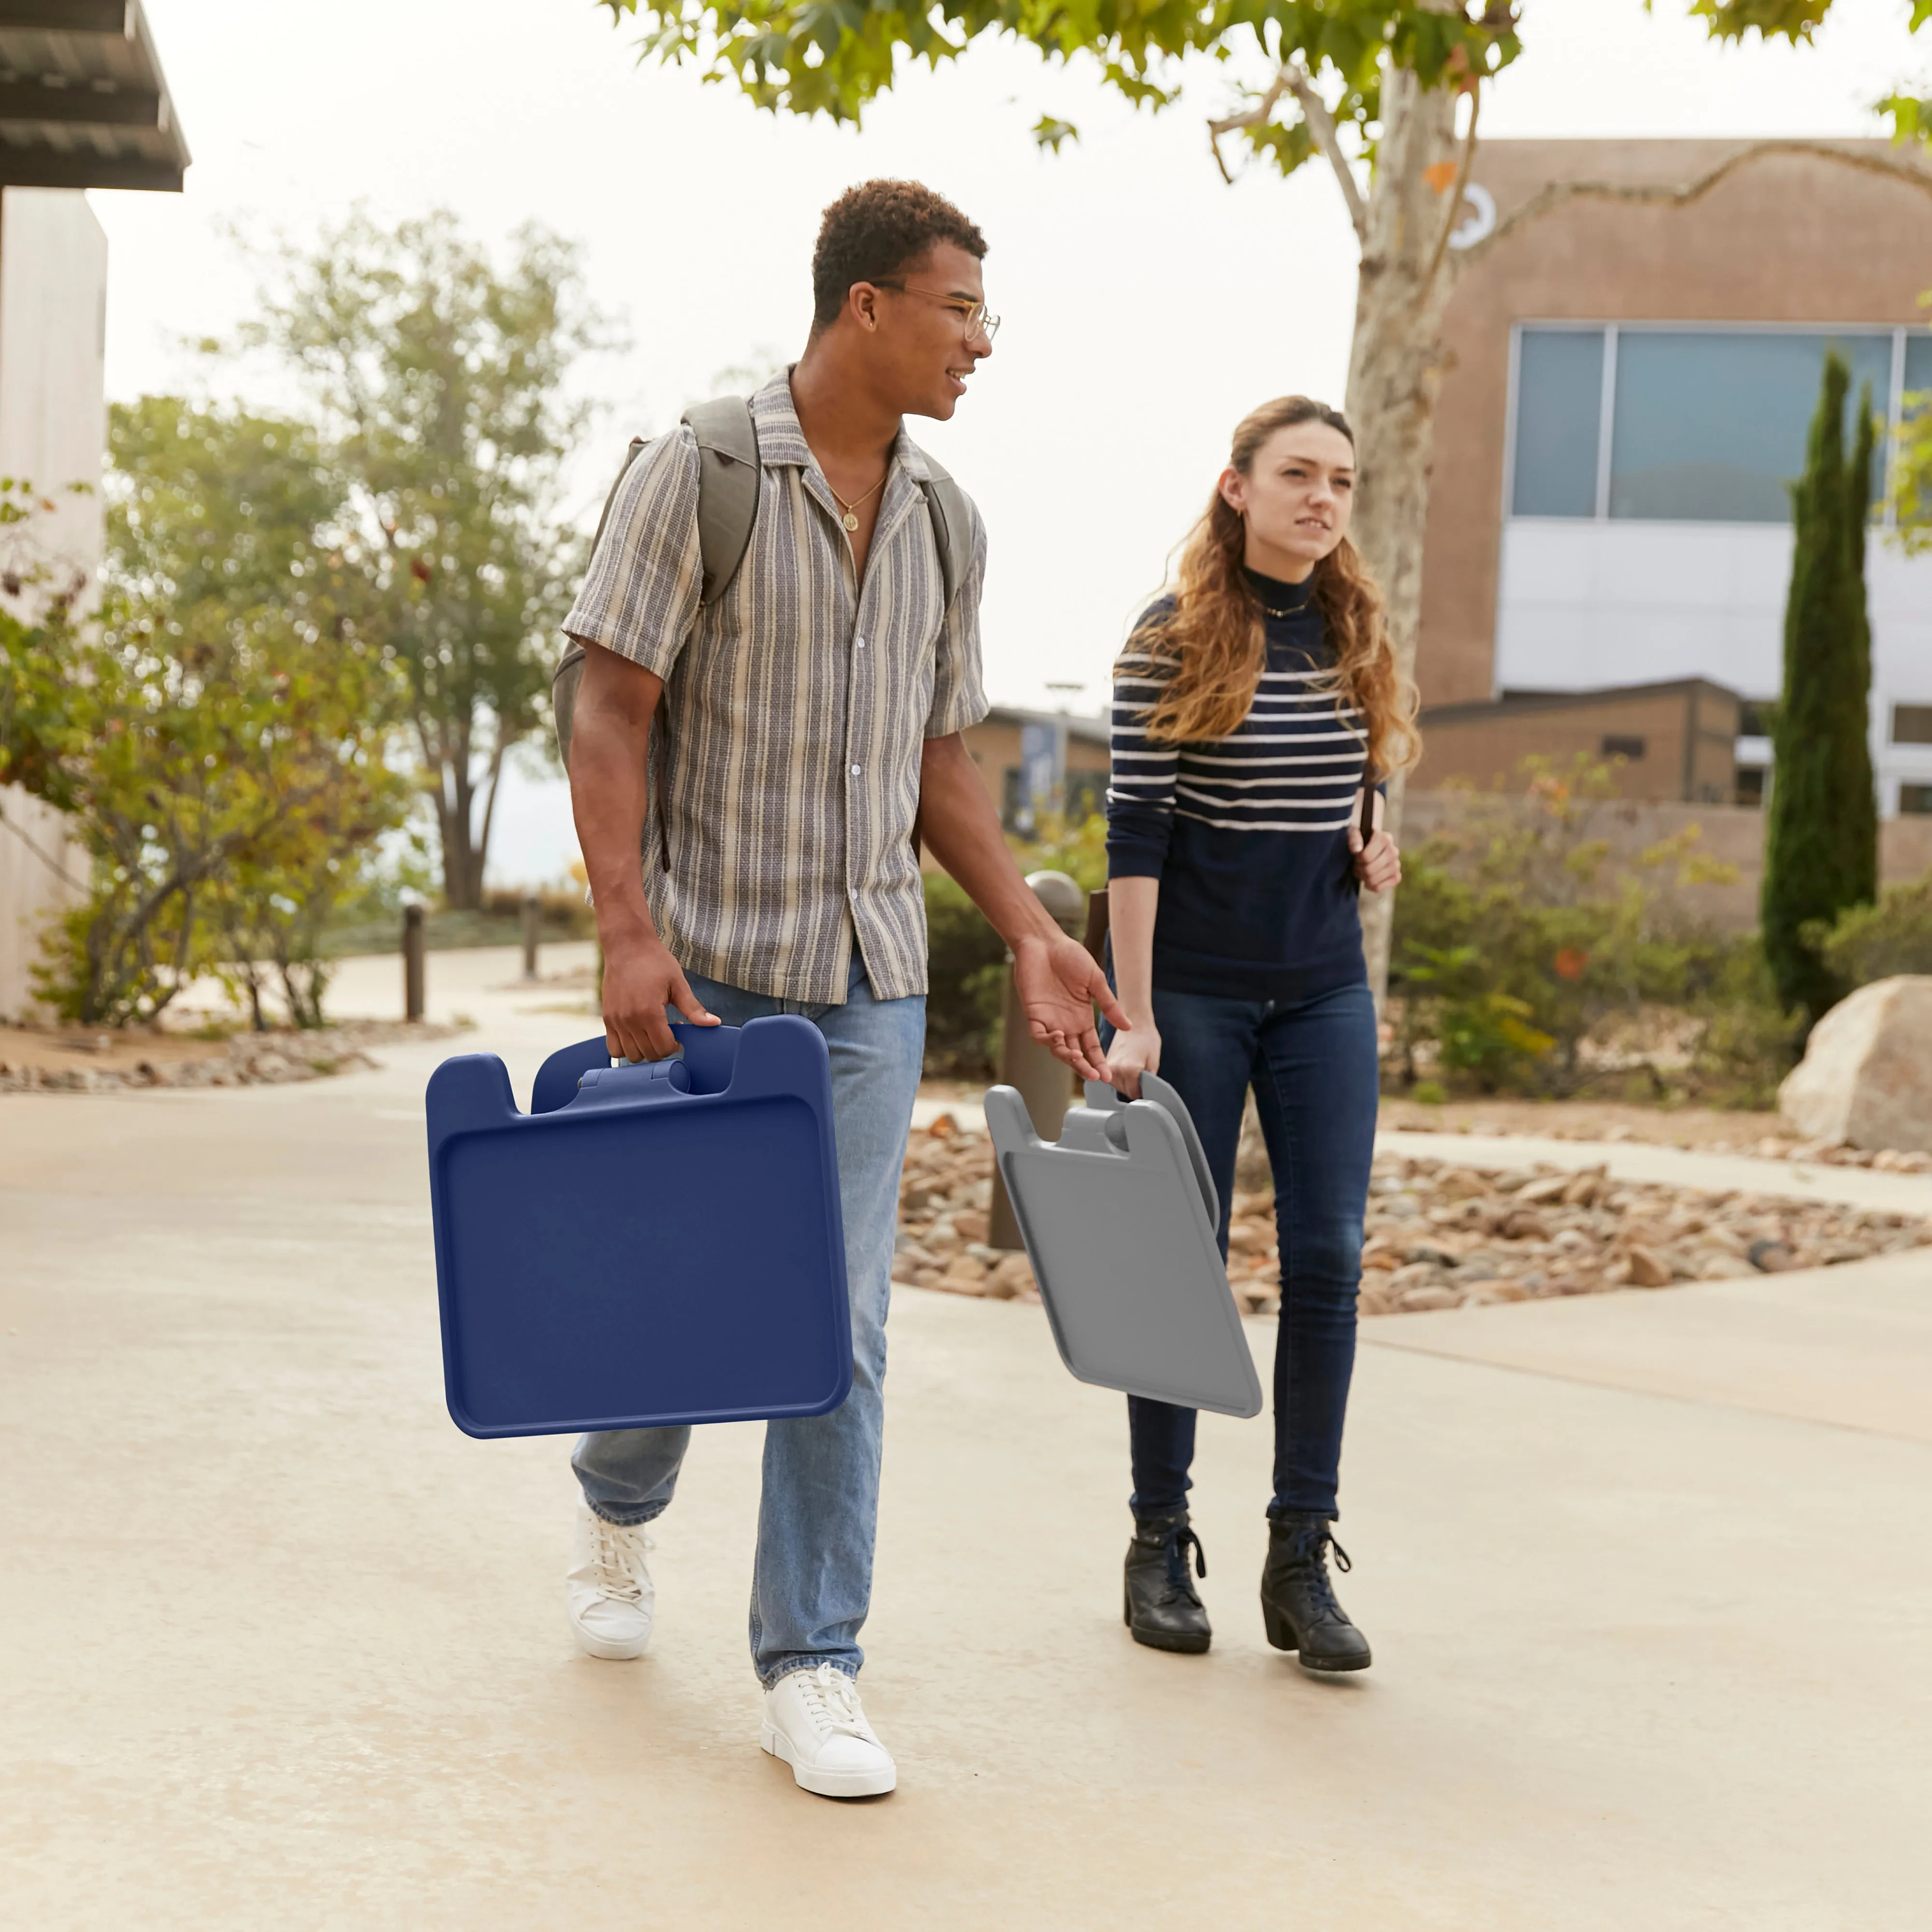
[{"xmin": 0, "ymin": 1, "xmax": 189, "ymax": 192}]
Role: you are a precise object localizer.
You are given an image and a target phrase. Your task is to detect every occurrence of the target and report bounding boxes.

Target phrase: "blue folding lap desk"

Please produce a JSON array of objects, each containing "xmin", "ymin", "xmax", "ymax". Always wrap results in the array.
[{"xmin": 426, "ymin": 1018, "xmax": 850, "ymax": 1438}]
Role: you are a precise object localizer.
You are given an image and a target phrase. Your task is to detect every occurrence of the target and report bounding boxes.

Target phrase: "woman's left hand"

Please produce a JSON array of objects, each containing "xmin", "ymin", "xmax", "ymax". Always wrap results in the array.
[{"xmin": 1348, "ymin": 789, "xmax": 1402, "ymax": 893}]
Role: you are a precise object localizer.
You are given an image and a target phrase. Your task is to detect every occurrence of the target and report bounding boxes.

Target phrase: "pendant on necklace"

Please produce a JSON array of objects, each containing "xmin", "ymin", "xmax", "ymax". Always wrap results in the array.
[{"xmin": 842, "ymin": 511, "xmax": 860, "ymax": 532}]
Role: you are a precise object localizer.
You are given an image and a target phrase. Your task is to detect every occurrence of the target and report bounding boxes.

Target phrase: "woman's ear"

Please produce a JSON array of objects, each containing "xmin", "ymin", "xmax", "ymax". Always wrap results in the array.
[{"xmin": 1216, "ymin": 467, "xmax": 1246, "ymax": 517}]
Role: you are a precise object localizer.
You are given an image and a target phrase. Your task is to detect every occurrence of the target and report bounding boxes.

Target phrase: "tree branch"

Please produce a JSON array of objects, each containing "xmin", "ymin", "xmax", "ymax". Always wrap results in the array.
[
  {"xmin": 1421, "ymin": 82, "xmax": 1482, "ymax": 299},
  {"xmin": 1206, "ymin": 66, "xmax": 1290, "ymax": 189},
  {"xmin": 1206, "ymin": 62, "xmax": 1367, "ymax": 241},
  {"xmin": 1285, "ymin": 66, "xmax": 1368, "ymax": 242},
  {"xmin": 1468, "ymin": 138, "xmax": 1932, "ymax": 264}
]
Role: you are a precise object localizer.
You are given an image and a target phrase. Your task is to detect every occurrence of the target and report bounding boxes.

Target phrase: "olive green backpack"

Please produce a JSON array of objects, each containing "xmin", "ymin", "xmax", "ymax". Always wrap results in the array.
[{"xmin": 552, "ymin": 396, "xmax": 971, "ymax": 767}]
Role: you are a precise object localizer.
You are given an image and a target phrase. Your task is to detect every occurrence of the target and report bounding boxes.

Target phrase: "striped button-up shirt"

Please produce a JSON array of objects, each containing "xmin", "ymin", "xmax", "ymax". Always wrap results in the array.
[{"xmin": 563, "ymin": 374, "xmax": 988, "ymax": 1004}]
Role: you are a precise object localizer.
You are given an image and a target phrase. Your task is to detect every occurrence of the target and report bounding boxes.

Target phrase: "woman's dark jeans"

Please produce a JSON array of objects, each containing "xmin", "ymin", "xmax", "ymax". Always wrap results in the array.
[{"xmin": 1103, "ymin": 980, "xmax": 1379, "ymax": 1523}]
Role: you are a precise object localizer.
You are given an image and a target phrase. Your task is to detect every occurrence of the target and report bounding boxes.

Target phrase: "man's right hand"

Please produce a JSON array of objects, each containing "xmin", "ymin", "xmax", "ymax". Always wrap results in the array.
[{"xmin": 600, "ymin": 928, "xmax": 719, "ymax": 1064}]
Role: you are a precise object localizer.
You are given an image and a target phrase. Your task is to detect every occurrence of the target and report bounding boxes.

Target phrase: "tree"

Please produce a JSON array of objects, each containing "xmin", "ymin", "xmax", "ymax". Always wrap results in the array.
[
  {"xmin": 598, "ymin": 0, "xmax": 1932, "ymax": 990},
  {"xmin": 227, "ymin": 210, "xmax": 614, "ymax": 908},
  {"xmin": 1762, "ymin": 352, "xmax": 1878, "ymax": 1028},
  {"xmin": 0, "ymin": 412, "xmax": 413, "ymax": 1028}
]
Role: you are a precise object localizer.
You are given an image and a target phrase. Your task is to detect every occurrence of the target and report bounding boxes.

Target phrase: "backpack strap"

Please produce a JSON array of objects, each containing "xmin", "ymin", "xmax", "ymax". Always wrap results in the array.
[
  {"xmin": 553, "ymin": 401, "xmax": 762, "ymax": 768},
  {"xmin": 681, "ymin": 395, "xmax": 761, "ymax": 608},
  {"xmin": 911, "ymin": 445, "xmax": 970, "ymax": 612}
]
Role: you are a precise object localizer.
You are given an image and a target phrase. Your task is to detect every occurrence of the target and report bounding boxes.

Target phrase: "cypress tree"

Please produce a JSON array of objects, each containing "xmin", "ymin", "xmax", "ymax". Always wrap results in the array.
[{"xmin": 1762, "ymin": 353, "xmax": 1879, "ymax": 1026}]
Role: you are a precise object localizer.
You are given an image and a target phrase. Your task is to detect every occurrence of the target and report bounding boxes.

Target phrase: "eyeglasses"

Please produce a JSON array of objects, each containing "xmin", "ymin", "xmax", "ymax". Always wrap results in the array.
[{"xmin": 875, "ymin": 283, "xmax": 1001, "ymax": 344}]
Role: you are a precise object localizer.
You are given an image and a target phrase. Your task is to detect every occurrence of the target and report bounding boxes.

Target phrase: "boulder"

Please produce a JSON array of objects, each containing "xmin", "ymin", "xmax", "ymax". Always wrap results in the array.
[{"xmin": 1779, "ymin": 977, "xmax": 1932, "ymax": 1152}]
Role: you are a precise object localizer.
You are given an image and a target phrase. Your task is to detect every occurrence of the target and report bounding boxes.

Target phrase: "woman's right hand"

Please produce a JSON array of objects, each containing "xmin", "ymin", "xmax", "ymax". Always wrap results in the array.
[{"xmin": 1104, "ymin": 1014, "xmax": 1162, "ymax": 1100}]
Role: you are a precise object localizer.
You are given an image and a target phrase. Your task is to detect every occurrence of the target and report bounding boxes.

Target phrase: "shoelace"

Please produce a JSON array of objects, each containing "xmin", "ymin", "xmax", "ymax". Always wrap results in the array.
[
  {"xmin": 796, "ymin": 1663, "xmax": 872, "ymax": 1741},
  {"xmin": 1284, "ymin": 1525, "xmax": 1351, "ymax": 1618},
  {"xmin": 1164, "ymin": 1524, "xmax": 1208, "ymax": 1595},
  {"xmin": 589, "ymin": 1517, "xmax": 652, "ymax": 1605}
]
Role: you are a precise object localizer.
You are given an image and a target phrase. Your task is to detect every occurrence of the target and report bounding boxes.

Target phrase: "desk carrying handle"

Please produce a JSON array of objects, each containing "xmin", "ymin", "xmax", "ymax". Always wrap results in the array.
[{"xmin": 574, "ymin": 1058, "xmax": 692, "ymax": 1109}]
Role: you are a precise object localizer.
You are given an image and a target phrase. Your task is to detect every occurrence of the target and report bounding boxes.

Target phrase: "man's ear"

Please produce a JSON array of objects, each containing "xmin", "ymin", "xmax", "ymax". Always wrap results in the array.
[{"xmin": 848, "ymin": 281, "xmax": 883, "ymax": 334}]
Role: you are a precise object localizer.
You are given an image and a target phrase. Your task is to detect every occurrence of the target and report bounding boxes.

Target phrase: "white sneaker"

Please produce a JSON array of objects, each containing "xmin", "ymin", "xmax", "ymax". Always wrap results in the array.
[
  {"xmin": 761, "ymin": 1664, "xmax": 897, "ymax": 1798},
  {"xmin": 565, "ymin": 1504, "xmax": 654, "ymax": 1660}
]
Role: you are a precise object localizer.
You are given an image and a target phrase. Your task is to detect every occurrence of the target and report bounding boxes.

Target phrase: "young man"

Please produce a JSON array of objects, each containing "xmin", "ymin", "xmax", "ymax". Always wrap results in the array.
[{"xmin": 560, "ymin": 180, "xmax": 1123, "ymax": 1800}]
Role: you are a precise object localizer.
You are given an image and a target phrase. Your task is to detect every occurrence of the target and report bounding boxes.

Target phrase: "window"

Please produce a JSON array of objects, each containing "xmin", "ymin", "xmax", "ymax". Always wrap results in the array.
[
  {"xmin": 1609, "ymin": 331, "xmax": 1892, "ymax": 522},
  {"xmin": 1602, "ymin": 734, "xmax": 1647, "ymax": 761},
  {"xmin": 1907, "ymin": 332, "xmax": 1932, "ymax": 398},
  {"xmin": 1895, "ymin": 705, "xmax": 1932, "ymax": 746},
  {"xmin": 1512, "ymin": 329, "xmax": 1603, "ymax": 517},
  {"xmin": 1901, "ymin": 784, "xmax": 1932, "ymax": 816},
  {"xmin": 1735, "ymin": 767, "xmax": 1766, "ymax": 808},
  {"xmin": 1510, "ymin": 325, "xmax": 1907, "ymax": 526},
  {"xmin": 1737, "ymin": 699, "xmax": 1776, "ymax": 740}
]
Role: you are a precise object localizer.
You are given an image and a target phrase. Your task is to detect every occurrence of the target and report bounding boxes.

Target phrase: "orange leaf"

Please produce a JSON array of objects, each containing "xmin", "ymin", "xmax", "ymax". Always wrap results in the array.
[{"xmin": 1423, "ymin": 161, "xmax": 1458, "ymax": 194}]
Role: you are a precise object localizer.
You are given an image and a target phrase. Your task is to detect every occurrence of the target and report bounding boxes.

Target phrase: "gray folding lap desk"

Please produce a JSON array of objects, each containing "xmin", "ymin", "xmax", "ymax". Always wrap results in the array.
[{"xmin": 984, "ymin": 1072, "xmax": 1264, "ymax": 1419}]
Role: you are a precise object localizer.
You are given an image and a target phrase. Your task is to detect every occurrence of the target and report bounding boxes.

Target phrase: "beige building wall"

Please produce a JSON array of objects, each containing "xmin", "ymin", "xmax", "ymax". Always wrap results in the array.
[{"xmin": 0, "ymin": 188, "xmax": 107, "ymax": 1020}]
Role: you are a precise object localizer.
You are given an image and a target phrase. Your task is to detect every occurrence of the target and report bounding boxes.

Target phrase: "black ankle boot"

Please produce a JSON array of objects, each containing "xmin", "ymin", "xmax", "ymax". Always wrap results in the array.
[
  {"xmin": 1123, "ymin": 1512, "xmax": 1212, "ymax": 1654},
  {"xmin": 1261, "ymin": 1514, "xmax": 1372, "ymax": 1673}
]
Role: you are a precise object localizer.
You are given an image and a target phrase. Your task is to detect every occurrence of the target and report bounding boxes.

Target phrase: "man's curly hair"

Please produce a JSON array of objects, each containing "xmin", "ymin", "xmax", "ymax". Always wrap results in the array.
[{"xmin": 811, "ymin": 180, "xmax": 986, "ymax": 332}]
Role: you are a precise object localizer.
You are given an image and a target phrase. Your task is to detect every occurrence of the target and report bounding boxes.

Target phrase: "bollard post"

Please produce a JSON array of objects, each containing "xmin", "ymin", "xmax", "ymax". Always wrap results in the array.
[
  {"xmin": 521, "ymin": 895, "xmax": 541, "ymax": 982},
  {"xmin": 988, "ymin": 870, "xmax": 1087, "ymax": 1251},
  {"xmin": 1081, "ymin": 885, "xmax": 1109, "ymax": 968},
  {"xmin": 403, "ymin": 903, "xmax": 426, "ymax": 1022}
]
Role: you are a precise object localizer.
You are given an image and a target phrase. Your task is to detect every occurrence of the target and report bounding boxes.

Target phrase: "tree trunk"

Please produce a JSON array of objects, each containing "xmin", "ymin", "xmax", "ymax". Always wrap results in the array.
[
  {"xmin": 1342, "ymin": 67, "xmax": 1464, "ymax": 1011},
  {"xmin": 428, "ymin": 717, "xmax": 486, "ymax": 911}
]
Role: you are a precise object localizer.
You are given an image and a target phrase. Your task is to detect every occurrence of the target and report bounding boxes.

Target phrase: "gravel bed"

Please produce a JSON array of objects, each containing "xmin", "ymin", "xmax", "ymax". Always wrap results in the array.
[
  {"xmin": 0, "ymin": 1020, "xmax": 463, "ymax": 1094},
  {"xmin": 893, "ymin": 1113, "xmax": 1932, "ymax": 1314}
]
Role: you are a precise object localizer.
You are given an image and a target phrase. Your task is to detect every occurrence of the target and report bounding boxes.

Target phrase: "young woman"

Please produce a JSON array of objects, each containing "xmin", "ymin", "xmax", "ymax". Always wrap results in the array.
[{"xmin": 1103, "ymin": 394, "xmax": 1417, "ymax": 1671}]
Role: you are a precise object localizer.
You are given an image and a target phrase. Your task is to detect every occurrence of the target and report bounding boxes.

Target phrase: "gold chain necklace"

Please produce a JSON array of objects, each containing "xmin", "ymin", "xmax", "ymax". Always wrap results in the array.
[
  {"xmin": 1252, "ymin": 587, "xmax": 1314, "ymax": 618},
  {"xmin": 828, "ymin": 468, "xmax": 889, "ymax": 533}
]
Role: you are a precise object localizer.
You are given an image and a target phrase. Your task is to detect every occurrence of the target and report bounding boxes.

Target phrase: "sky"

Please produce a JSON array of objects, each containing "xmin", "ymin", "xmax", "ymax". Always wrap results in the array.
[{"xmin": 89, "ymin": 0, "xmax": 1930, "ymax": 887}]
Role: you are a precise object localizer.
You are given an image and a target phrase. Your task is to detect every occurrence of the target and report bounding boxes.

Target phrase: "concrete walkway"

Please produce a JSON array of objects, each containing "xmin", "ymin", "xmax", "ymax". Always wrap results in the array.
[{"xmin": 3, "ymin": 970, "xmax": 1929, "ymax": 1928}]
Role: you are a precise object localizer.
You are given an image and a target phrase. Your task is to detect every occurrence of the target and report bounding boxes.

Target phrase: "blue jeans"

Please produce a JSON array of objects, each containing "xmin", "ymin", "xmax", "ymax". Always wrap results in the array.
[
  {"xmin": 572, "ymin": 953, "xmax": 924, "ymax": 1687},
  {"xmin": 1102, "ymin": 981, "xmax": 1379, "ymax": 1523}
]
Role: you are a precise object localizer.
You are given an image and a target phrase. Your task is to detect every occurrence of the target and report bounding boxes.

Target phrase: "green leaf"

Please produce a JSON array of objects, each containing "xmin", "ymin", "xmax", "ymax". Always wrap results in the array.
[
  {"xmin": 1879, "ymin": 90, "xmax": 1932, "ymax": 147},
  {"xmin": 1032, "ymin": 114, "xmax": 1080, "ymax": 151}
]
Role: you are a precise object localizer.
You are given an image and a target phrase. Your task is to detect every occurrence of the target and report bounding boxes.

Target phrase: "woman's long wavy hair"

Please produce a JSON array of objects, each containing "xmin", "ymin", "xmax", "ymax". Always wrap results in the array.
[{"xmin": 1126, "ymin": 396, "xmax": 1420, "ymax": 781}]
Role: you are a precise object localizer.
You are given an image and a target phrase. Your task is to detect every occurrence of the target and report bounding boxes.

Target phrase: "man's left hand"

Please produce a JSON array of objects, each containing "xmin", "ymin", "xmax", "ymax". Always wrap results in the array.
[{"xmin": 1012, "ymin": 933, "xmax": 1126, "ymax": 1083}]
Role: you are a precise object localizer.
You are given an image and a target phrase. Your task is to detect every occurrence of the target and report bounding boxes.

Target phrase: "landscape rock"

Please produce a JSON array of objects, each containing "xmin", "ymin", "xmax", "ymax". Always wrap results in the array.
[
  {"xmin": 1621, "ymin": 1245, "xmax": 1673, "ymax": 1288},
  {"xmin": 1779, "ymin": 976, "xmax": 1932, "ymax": 1152}
]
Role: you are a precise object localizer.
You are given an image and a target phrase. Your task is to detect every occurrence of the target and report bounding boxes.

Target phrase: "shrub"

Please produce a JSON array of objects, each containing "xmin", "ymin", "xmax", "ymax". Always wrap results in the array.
[
  {"xmin": 1386, "ymin": 755, "xmax": 1795, "ymax": 1102},
  {"xmin": 923, "ymin": 871, "xmax": 1007, "ymax": 1076},
  {"xmin": 1686, "ymin": 942, "xmax": 1807, "ymax": 1110},
  {"xmin": 1809, "ymin": 874, "xmax": 1932, "ymax": 987},
  {"xmin": 920, "ymin": 811, "xmax": 1109, "ymax": 1076}
]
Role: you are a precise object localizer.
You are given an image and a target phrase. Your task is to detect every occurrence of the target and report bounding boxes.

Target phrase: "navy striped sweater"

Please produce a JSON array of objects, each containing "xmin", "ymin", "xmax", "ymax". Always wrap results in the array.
[{"xmin": 1105, "ymin": 570, "xmax": 1369, "ymax": 1001}]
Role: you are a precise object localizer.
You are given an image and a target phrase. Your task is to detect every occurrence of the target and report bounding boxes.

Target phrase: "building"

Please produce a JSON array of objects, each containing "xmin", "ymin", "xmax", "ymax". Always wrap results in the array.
[
  {"xmin": 1417, "ymin": 138, "xmax": 1932, "ymax": 817},
  {"xmin": 1414, "ymin": 678, "xmax": 1742, "ymax": 804},
  {"xmin": 960, "ymin": 705, "xmax": 1110, "ymax": 836},
  {"xmin": 0, "ymin": 1, "xmax": 189, "ymax": 1020}
]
